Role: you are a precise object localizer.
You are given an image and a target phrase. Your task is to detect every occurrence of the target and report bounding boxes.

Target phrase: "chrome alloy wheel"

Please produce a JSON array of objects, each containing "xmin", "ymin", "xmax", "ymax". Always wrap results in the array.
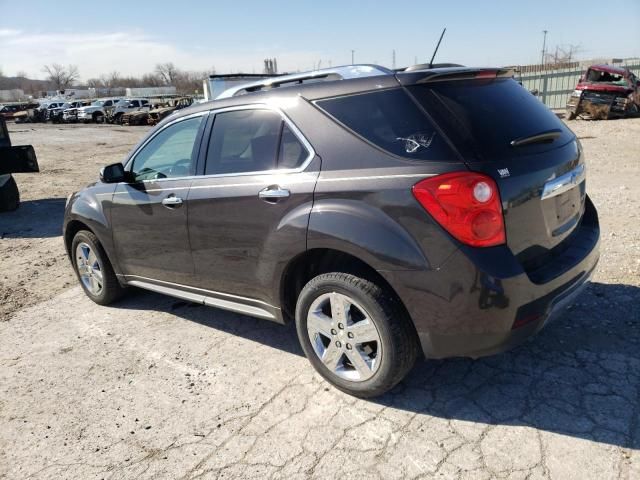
[
  {"xmin": 75, "ymin": 242, "xmax": 103, "ymax": 295},
  {"xmin": 306, "ymin": 292, "xmax": 382, "ymax": 382}
]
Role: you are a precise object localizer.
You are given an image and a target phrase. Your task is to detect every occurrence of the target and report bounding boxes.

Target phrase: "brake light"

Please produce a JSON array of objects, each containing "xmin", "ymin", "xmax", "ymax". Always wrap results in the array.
[{"xmin": 412, "ymin": 172, "xmax": 506, "ymax": 247}]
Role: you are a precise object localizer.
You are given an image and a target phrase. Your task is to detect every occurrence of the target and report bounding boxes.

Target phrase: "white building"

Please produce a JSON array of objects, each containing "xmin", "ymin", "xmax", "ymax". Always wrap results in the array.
[{"xmin": 0, "ymin": 89, "xmax": 25, "ymax": 102}]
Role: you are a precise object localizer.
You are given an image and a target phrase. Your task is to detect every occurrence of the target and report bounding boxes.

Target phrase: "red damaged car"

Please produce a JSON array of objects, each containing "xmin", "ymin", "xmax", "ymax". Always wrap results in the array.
[{"xmin": 566, "ymin": 64, "xmax": 639, "ymax": 120}]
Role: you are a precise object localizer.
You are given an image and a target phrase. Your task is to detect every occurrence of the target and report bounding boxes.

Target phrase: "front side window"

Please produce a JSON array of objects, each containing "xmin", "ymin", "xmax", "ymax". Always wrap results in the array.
[{"xmin": 131, "ymin": 115, "xmax": 204, "ymax": 181}]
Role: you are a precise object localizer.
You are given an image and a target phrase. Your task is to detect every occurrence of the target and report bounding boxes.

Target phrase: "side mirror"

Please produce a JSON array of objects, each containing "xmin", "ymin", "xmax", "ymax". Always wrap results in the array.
[{"xmin": 100, "ymin": 162, "xmax": 126, "ymax": 183}]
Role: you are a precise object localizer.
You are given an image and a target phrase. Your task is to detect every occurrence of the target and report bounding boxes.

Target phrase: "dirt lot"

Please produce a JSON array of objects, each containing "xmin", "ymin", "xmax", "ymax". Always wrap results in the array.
[{"xmin": 1, "ymin": 119, "xmax": 639, "ymax": 479}]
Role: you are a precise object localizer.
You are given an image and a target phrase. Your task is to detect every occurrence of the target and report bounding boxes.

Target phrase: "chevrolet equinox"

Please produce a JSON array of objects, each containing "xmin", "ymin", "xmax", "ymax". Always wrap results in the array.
[{"xmin": 63, "ymin": 64, "xmax": 600, "ymax": 397}]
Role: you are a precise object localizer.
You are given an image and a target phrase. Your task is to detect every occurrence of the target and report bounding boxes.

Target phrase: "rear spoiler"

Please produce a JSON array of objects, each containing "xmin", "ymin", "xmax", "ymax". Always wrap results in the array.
[{"xmin": 396, "ymin": 67, "xmax": 515, "ymax": 85}]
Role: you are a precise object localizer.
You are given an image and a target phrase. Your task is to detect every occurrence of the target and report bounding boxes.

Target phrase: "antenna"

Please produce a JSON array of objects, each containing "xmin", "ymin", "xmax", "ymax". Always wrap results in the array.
[{"xmin": 428, "ymin": 28, "xmax": 447, "ymax": 68}]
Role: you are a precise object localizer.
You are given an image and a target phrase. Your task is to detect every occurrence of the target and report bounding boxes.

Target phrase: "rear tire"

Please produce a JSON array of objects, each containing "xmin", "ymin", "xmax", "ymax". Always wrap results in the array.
[
  {"xmin": 93, "ymin": 112, "xmax": 104, "ymax": 124},
  {"xmin": 71, "ymin": 230, "xmax": 124, "ymax": 305},
  {"xmin": 0, "ymin": 175, "xmax": 20, "ymax": 212},
  {"xmin": 295, "ymin": 272, "xmax": 419, "ymax": 398}
]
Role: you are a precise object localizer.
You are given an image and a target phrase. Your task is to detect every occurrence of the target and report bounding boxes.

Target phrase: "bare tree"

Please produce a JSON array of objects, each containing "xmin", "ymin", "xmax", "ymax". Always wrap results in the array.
[
  {"xmin": 42, "ymin": 63, "xmax": 80, "ymax": 89},
  {"xmin": 142, "ymin": 73, "xmax": 163, "ymax": 87},
  {"xmin": 544, "ymin": 44, "xmax": 582, "ymax": 65},
  {"xmin": 155, "ymin": 62, "xmax": 179, "ymax": 85},
  {"xmin": 100, "ymin": 71, "xmax": 121, "ymax": 88},
  {"xmin": 86, "ymin": 78, "xmax": 104, "ymax": 88}
]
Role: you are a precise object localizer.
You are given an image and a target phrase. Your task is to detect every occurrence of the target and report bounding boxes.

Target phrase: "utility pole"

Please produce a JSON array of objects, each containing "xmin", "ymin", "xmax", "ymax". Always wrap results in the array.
[
  {"xmin": 541, "ymin": 30, "xmax": 548, "ymax": 66},
  {"xmin": 351, "ymin": 50, "xmax": 355, "ymax": 65},
  {"xmin": 392, "ymin": 49, "xmax": 396, "ymax": 69}
]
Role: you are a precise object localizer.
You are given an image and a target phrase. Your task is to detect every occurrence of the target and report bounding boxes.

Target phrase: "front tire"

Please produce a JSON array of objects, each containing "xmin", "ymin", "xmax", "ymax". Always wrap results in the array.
[
  {"xmin": 295, "ymin": 273, "xmax": 419, "ymax": 398},
  {"xmin": 93, "ymin": 112, "xmax": 104, "ymax": 124},
  {"xmin": 71, "ymin": 230, "xmax": 124, "ymax": 305}
]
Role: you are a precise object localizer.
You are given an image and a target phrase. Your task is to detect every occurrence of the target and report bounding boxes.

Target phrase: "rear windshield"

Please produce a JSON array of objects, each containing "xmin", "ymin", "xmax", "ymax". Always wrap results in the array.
[
  {"xmin": 316, "ymin": 88, "xmax": 457, "ymax": 161},
  {"xmin": 407, "ymin": 78, "xmax": 574, "ymax": 161}
]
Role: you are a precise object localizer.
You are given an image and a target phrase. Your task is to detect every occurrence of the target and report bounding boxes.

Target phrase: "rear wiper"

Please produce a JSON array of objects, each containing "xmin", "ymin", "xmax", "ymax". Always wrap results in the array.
[{"xmin": 510, "ymin": 129, "xmax": 562, "ymax": 147}]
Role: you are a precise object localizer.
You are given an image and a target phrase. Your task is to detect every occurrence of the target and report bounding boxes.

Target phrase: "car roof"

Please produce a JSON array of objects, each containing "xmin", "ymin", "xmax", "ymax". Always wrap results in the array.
[
  {"xmin": 588, "ymin": 64, "xmax": 629, "ymax": 75},
  {"xmin": 162, "ymin": 63, "xmax": 507, "ymax": 127}
]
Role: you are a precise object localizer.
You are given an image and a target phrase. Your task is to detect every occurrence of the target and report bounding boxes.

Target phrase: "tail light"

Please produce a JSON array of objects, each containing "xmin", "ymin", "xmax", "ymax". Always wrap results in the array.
[{"xmin": 412, "ymin": 172, "xmax": 506, "ymax": 247}]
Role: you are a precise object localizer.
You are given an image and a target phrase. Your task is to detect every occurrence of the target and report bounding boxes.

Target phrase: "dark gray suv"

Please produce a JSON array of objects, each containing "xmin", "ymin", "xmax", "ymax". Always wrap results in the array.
[{"xmin": 64, "ymin": 64, "xmax": 600, "ymax": 397}]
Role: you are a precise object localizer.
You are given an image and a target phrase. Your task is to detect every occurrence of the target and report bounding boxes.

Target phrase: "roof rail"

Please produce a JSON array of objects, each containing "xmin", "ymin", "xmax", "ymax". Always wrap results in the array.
[{"xmin": 216, "ymin": 64, "xmax": 393, "ymax": 99}]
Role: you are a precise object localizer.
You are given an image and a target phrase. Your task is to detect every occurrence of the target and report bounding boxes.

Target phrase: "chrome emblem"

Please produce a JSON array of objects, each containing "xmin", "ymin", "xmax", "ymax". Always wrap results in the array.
[{"xmin": 498, "ymin": 168, "xmax": 510, "ymax": 178}]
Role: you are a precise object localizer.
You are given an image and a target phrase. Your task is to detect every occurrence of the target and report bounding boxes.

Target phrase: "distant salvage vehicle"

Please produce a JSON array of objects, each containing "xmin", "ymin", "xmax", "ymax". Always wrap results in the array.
[
  {"xmin": 76, "ymin": 98, "xmax": 121, "ymax": 123},
  {"xmin": 59, "ymin": 101, "xmax": 92, "ymax": 123},
  {"xmin": 0, "ymin": 104, "xmax": 23, "ymax": 120},
  {"xmin": 566, "ymin": 65, "xmax": 640, "ymax": 120},
  {"xmin": 147, "ymin": 97, "xmax": 193, "ymax": 125},
  {"xmin": 108, "ymin": 98, "xmax": 150, "ymax": 124},
  {"xmin": 0, "ymin": 116, "xmax": 39, "ymax": 212},
  {"xmin": 121, "ymin": 109, "xmax": 151, "ymax": 126}
]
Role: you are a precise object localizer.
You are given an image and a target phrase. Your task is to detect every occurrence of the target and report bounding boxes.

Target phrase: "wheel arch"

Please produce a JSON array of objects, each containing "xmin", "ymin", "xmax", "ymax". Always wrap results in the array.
[
  {"xmin": 64, "ymin": 219, "xmax": 92, "ymax": 257},
  {"xmin": 280, "ymin": 248, "xmax": 419, "ymax": 344}
]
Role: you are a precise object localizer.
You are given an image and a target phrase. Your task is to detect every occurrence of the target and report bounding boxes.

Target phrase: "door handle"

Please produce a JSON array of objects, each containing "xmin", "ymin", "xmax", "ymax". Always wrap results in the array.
[
  {"xmin": 162, "ymin": 195, "xmax": 183, "ymax": 208},
  {"xmin": 258, "ymin": 186, "xmax": 290, "ymax": 203}
]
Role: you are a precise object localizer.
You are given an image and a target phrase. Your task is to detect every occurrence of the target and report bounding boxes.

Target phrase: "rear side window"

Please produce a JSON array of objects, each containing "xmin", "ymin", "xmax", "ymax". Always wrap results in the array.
[
  {"xmin": 206, "ymin": 110, "xmax": 281, "ymax": 175},
  {"xmin": 205, "ymin": 109, "xmax": 310, "ymax": 175},
  {"xmin": 407, "ymin": 78, "xmax": 574, "ymax": 160},
  {"xmin": 316, "ymin": 88, "xmax": 456, "ymax": 161},
  {"xmin": 279, "ymin": 124, "xmax": 308, "ymax": 169}
]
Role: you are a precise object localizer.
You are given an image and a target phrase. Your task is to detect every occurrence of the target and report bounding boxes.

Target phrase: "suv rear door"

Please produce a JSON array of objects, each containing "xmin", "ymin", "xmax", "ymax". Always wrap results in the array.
[
  {"xmin": 403, "ymin": 75, "xmax": 586, "ymax": 269},
  {"xmin": 187, "ymin": 106, "xmax": 319, "ymax": 309}
]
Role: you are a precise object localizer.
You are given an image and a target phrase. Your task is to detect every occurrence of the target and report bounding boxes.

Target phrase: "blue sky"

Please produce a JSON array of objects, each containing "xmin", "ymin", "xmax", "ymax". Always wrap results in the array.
[{"xmin": 1, "ymin": 0, "xmax": 639, "ymax": 80}]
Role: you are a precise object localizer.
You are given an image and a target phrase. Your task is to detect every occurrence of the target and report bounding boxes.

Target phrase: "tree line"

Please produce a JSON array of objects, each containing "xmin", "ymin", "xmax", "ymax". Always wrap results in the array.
[{"xmin": 0, "ymin": 63, "xmax": 214, "ymax": 96}]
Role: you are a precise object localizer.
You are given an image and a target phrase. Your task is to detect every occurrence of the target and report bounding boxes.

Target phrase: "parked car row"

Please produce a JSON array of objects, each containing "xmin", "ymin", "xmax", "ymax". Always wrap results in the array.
[{"xmin": 6, "ymin": 96, "xmax": 197, "ymax": 126}]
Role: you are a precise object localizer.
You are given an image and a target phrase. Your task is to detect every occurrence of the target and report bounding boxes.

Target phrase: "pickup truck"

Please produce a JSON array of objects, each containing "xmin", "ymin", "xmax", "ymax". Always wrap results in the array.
[
  {"xmin": 75, "ymin": 98, "xmax": 121, "ymax": 123},
  {"xmin": 566, "ymin": 64, "xmax": 640, "ymax": 120},
  {"xmin": 0, "ymin": 116, "xmax": 39, "ymax": 212}
]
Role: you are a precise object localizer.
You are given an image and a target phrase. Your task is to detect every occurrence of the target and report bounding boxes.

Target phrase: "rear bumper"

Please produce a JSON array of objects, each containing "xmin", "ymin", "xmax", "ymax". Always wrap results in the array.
[{"xmin": 381, "ymin": 197, "xmax": 600, "ymax": 359}]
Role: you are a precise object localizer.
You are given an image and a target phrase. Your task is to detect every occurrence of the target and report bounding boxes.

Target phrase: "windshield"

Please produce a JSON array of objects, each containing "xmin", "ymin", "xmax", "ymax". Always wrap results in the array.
[
  {"xmin": 91, "ymin": 100, "xmax": 105, "ymax": 107},
  {"xmin": 586, "ymin": 69, "xmax": 627, "ymax": 86}
]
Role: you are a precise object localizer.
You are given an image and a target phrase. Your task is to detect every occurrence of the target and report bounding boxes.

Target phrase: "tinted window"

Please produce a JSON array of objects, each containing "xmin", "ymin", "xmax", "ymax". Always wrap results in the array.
[
  {"xmin": 131, "ymin": 116, "xmax": 204, "ymax": 181},
  {"xmin": 316, "ymin": 88, "xmax": 455, "ymax": 161},
  {"xmin": 205, "ymin": 109, "xmax": 282, "ymax": 175},
  {"xmin": 407, "ymin": 78, "xmax": 573, "ymax": 160},
  {"xmin": 278, "ymin": 124, "xmax": 308, "ymax": 169}
]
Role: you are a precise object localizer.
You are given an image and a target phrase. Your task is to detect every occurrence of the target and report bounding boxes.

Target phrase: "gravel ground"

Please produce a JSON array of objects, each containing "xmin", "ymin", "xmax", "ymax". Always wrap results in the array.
[{"xmin": 0, "ymin": 119, "xmax": 639, "ymax": 479}]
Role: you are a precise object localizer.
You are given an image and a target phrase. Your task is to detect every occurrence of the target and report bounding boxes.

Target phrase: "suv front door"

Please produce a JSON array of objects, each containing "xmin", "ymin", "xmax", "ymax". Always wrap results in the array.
[
  {"xmin": 110, "ymin": 112, "xmax": 207, "ymax": 285},
  {"xmin": 187, "ymin": 106, "xmax": 319, "ymax": 311}
]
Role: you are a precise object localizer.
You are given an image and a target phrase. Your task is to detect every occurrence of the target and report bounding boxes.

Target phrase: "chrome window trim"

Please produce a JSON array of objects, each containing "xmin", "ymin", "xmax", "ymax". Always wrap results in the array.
[
  {"xmin": 126, "ymin": 104, "xmax": 316, "ymax": 185},
  {"xmin": 201, "ymin": 103, "xmax": 316, "ymax": 179}
]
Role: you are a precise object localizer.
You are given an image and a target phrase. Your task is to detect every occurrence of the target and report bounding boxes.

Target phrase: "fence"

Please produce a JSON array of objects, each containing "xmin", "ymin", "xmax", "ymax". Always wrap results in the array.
[{"xmin": 517, "ymin": 59, "xmax": 640, "ymax": 109}]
